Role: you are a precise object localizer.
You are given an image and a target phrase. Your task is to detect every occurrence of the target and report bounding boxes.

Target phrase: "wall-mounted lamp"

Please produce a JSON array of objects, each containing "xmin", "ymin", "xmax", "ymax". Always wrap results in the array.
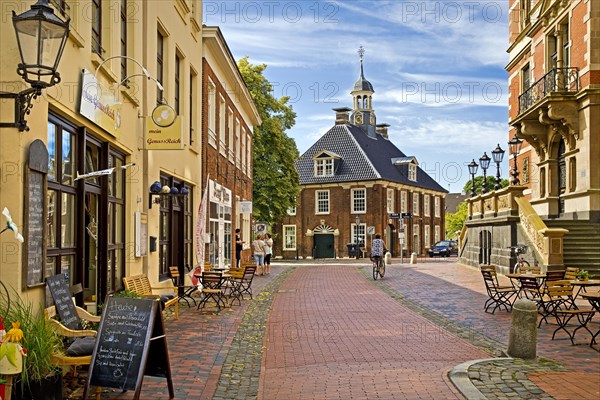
[
  {"xmin": 149, "ymin": 181, "xmax": 189, "ymax": 208},
  {"xmin": 0, "ymin": 0, "xmax": 70, "ymax": 132}
]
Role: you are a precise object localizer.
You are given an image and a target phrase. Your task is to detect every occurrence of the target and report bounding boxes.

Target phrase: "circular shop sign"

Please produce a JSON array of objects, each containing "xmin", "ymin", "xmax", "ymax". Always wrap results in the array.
[{"xmin": 152, "ymin": 104, "xmax": 177, "ymax": 127}]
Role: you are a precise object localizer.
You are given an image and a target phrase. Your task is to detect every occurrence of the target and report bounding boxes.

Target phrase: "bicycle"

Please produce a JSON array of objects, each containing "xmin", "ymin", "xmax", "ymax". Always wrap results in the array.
[
  {"xmin": 371, "ymin": 252, "xmax": 386, "ymax": 280},
  {"xmin": 509, "ymin": 244, "xmax": 530, "ymax": 273}
]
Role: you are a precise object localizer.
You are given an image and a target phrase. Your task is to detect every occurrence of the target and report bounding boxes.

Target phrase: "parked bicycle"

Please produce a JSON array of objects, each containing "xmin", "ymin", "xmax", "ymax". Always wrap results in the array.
[
  {"xmin": 371, "ymin": 252, "xmax": 386, "ymax": 280},
  {"xmin": 509, "ymin": 244, "xmax": 530, "ymax": 273}
]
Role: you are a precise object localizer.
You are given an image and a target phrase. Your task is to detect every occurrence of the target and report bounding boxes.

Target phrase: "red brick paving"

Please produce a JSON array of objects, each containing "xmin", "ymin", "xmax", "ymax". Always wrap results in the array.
[
  {"xmin": 258, "ymin": 265, "xmax": 488, "ymax": 399},
  {"xmin": 528, "ymin": 372, "xmax": 600, "ymax": 399}
]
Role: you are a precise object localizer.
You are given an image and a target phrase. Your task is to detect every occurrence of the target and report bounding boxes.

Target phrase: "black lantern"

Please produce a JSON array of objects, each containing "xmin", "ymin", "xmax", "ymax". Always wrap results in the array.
[
  {"xmin": 508, "ymin": 134, "xmax": 523, "ymax": 185},
  {"xmin": 479, "ymin": 152, "xmax": 491, "ymax": 194},
  {"xmin": 468, "ymin": 159, "xmax": 479, "ymax": 197},
  {"xmin": 0, "ymin": 0, "xmax": 70, "ymax": 131},
  {"xmin": 491, "ymin": 144, "xmax": 505, "ymax": 190}
]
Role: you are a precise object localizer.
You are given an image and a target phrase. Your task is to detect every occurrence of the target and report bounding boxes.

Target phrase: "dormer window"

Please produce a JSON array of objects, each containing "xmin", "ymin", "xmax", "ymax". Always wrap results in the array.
[
  {"xmin": 391, "ymin": 156, "xmax": 418, "ymax": 182},
  {"xmin": 313, "ymin": 151, "xmax": 341, "ymax": 177},
  {"xmin": 408, "ymin": 164, "xmax": 417, "ymax": 181}
]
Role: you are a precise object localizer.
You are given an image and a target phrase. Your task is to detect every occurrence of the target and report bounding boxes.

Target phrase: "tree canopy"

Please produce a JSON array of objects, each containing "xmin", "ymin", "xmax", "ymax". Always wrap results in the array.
[
  {"xmin": 237, "ymin": 57, "xmax": 300, "ymax": 225},
  {"xmin": 463, "ymin": 176, "xmax": 509, "ymax": 195}
]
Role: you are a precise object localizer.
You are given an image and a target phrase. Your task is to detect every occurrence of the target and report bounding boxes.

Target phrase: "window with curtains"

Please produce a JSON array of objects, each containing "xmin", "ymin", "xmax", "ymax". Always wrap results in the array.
[{"xmin": 47, "ymin": 118, "xmax": 78, "ymax": 282}]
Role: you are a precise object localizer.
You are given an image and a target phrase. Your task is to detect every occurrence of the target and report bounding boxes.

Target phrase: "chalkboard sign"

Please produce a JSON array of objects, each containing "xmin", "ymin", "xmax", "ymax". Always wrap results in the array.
[
  {"xmin": 46, "ymin": 274, "xmax": 81, "ymax": 330},
  {"xmin": 84, "ymin": 296, "xmax": 174, "ymax": 399},
  {"xmin": 24, "ymin": 140, "xmax": 48, "ymax": 288}
]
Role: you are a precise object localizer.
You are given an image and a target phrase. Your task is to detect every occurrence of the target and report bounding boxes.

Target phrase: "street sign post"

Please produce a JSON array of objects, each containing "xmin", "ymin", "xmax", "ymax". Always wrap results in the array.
[
  {"xmin": 388, "ymin": 213, "xmax": 401, "ymax": 219},
  {"xmin": 401, "ymin": 212, "xmax": 413, "ymax": 218}
]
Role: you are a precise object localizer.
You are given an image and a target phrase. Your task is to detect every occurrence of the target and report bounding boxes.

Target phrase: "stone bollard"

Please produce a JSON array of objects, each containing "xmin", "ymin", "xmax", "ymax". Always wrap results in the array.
[
  {"xmin": 410, "ymin": 252, "xmax": 417, "ymax": 264},
  {"xmin": 507, "ymin": 298, "xmax": 537, "ymax": 359}
]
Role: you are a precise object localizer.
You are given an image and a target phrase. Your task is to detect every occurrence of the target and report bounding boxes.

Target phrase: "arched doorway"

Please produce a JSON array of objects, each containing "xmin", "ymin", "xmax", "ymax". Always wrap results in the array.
[
  {"xmin": 557, "ymin": 139, "xmax": 566, "ymax": 216},
  {"xmin": 479, "ymin": 230, "xmax": 492, "ymax": 265},
  {"xmin": 313, "ymin": 222, "xmax": 336, "ymax": 259}
]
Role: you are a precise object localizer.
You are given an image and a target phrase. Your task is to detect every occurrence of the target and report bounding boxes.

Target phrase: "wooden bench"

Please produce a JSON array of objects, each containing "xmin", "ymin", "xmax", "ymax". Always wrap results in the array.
[{"xmin": 123, "ymin": 274, "xmax": 179, "ymax": 320}]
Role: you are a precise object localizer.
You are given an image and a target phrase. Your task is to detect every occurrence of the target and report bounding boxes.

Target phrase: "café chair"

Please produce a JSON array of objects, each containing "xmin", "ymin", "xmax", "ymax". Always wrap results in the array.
[
  {"xmin": 545, "ymin": 280, "xmax": 596, "ymax": 344},
  {"xmin": 481, "ymin": 269, "xmax": 518, "ymax": 314},
  {"xmin": 239, "ymin": 265, "xmax": 257, "ymax": 300},
  {"xmin": 564, "ymin": 267, "xmax": 579, "ymax": 280},
  {"xmin": 197, "ymin": 272, "xmax": 227, "ymax": 310},
  {"xmin": 169, "ymin": 266, "xmax": 199, "ymax": 307}
]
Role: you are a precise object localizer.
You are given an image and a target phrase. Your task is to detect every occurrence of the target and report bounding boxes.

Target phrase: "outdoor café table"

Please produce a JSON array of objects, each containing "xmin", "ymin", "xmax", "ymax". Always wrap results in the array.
[
  {"xmin": 570, "ymin": 279, "xmax": 600, "ymax": 300},
  {"xmin": 581, "ymin": 292, "xmax": 600, "ymax": 346},
  {"xmin": 506, "ymin": 273, "xmax": 546, "ymax": 299}
]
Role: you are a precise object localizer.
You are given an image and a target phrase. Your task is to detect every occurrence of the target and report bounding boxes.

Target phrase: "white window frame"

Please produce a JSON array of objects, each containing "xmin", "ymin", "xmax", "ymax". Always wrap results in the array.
[
  {"xmin": 235, "ymin": 123, "xmax": 241, "ymax": 165},
  {"xmin": 424, "ymin": 225, "xmax": 430, "ymax": 248},
  {"xmin": 413, "ymin": 224, "xmax": 420, "ymax": 253},
  {"xmin": 246, "ymin": 131, "xmax": 252, "ymax": 177},
  {"xmin": 413, "ymin": 192, "xmax": 420, "ymax": 216},
  {"xmin": 434, "ymin": 225, "xmax": 440, "ymax": 243},
  {"xmin": 219, "ymin": 94, "xmax": 226, "ymax": 155},
  {"xmin": 314, "ymin": 158, "xmax": 334, "ymax": 177},
  {"xmin": 228, "ymin": 107, "xmax": 234, "ymax": 162},
  {"xmin": 387, "ymin": 189, "xmax": 394, "ymax": 213},
  {"xmin": 400, "ymin": 190, "xmax": 407, "ymax": 213},
  {"xmin": 208, "ymin": 79, "xmax": 216, "ymax": 148},
  {"xmin": 408, "ymin": 164, "xmax": 417, "ymax": 182},
  {"xmin": 424, "ymin": 194, "xmax": 430, "ymax": 217},
  {"xmin": 315, "ymin": 190, "xmax": 330, "ymax": 214},
  {"xmin": 351, "ymin": 188, "xmax": 366, "ymax": 213},
  {"xmin": 283, "ymin": 225, "xmax": 296, "ymax": 250},
  {"xmin": 435, "ymin": 197, "xmax": 440, "ymax": 218},
  {"xmin": 241, "ymin": 129, "xmax": 246, "ymax": 172},
  {"xmin": 352, "ymin": 223, "xmax": 366, "ymax": 247}
]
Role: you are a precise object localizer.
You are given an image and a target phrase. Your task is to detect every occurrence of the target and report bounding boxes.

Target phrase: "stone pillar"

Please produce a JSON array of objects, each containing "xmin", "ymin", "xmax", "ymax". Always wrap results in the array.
[
  {"xmin": 410, "ymin": 252, "xmax": 417, "ymax": 264},
  {"xmin": 507, "ymin": 298, "xmax": 538, "ymax": 359}
]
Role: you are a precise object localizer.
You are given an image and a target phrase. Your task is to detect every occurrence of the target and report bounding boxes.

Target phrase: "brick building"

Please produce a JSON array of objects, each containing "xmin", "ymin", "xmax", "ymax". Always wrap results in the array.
[
  {"xmin": 276, "ymin": 49, "xmax": 447, "ymax": 260},
  {"xmin": 507, "ymin": 0, "xmax": 599, "ymax": 222}
]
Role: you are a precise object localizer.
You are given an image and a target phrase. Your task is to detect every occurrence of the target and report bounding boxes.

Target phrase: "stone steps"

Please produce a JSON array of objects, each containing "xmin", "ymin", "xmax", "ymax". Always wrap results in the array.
[{"xmin": 544, "ymin": 220, "xmax": 600, "ymax": 278}]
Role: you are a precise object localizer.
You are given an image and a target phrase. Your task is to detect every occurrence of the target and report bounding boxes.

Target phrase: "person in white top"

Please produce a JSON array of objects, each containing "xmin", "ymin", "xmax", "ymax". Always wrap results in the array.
[
  {"xmin": 264, "ymin": 233, "xmax": 273, "ymax": 275},
  {"xmin": 252, "ymin": 234, "xmax": 266, "ymax": 275}
]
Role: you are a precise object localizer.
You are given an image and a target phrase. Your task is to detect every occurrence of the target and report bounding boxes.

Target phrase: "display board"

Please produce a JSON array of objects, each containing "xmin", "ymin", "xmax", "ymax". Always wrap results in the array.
[
  {"xmin": 46, "ymin": 274, "xmax": 81, "ymax": 330},
  {"xmin": 84, "ymin": 296, "xmax": 174, "ymax": 399}
]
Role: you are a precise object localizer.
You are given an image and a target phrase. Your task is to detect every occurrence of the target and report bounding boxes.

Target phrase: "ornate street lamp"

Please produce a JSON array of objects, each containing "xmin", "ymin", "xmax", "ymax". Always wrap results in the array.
[
  {"xmin": 491, "ymin": 144, "xmax": 505, "ymax": 190},
  {"xmin": 468, "ymin": 159, "xmax": 479, "ymax": 197},
  {"xmin": 355, "ymin": 214, "xmax": 361, "ymax": 259},
  {"xmin": 479, "ymin": 152, "xmax": 491, "ymax": 194},
  {"xmin": 0, "ymin": 0, "xmax": 70, "ymax": 131},
  {"xmin": 508, "ymin": 134, "xmax": 523, "ymax": 185}
]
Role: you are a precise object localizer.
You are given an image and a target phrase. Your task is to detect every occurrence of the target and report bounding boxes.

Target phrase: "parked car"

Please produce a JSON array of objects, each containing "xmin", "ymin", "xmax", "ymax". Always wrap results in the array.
[{"xmin": 428, "ymin": 240, "xmax": 458, "ymax": 257}]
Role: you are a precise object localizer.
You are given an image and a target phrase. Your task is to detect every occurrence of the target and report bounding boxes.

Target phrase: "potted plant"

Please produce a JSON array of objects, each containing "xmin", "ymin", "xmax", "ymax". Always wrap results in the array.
[
  {"xmin": 576, "ymin": 269, "xmax": 589, "ymax": 281},
  {"xmin": 1, "ymin": 291, "xmax": 63, "ymax": 400}
]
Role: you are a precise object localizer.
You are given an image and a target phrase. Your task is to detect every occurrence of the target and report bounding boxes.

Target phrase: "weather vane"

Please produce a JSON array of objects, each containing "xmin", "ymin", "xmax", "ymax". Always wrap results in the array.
[{"xmin": 358, "ymin": 46, "xmax": 365, "ymax": 61}]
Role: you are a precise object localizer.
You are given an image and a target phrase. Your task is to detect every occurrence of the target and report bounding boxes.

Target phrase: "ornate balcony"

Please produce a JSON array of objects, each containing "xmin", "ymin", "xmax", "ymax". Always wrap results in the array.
[{"xmin": 518, "ymin": 67, "xmax": 579, "ymax": 114}]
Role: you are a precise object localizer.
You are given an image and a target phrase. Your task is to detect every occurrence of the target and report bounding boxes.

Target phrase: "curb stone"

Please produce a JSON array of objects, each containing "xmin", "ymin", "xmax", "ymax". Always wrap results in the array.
[{"xmin": 450, "ymin": 358, "xmax": 511, "ymax": 400}]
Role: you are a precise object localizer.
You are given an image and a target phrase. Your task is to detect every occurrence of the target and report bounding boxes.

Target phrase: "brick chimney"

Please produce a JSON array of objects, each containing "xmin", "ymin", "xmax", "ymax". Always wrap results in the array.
[
  {"xmin": 332, "ymin": 107, "xmax": 352, "ymax": 125},
  {"xmin": 376, "ymin": 123, "xmax": 390, "ymax": 139}
]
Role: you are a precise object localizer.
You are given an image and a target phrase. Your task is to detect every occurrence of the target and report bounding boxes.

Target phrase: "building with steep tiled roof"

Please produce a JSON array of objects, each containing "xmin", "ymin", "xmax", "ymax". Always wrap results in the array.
[{"xmin": 275, "ymin": 48, "xmax": 448, "ymax": 259}]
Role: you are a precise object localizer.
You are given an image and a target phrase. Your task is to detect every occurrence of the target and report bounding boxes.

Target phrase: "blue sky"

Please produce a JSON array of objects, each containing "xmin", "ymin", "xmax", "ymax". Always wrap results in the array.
[{"xmin": 204, "ymin": 0, "xmax": 510, "ymax": 193}]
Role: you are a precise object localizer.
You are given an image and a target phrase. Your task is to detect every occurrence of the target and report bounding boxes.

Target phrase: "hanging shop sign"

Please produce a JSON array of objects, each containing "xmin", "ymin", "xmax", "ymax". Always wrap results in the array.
[
  {"xmin": 79, "ymin": 69, "xmax": 122, "ymax": 137},
  {"xmin": 145, "ymin": 106, "xmax": 184, "ymax": 150}
]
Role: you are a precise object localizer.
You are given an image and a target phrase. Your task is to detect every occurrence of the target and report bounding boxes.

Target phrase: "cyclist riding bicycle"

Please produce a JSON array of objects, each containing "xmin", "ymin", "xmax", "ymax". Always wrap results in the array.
[{"xmin": 371, "ymin": 234, "xmax": 386, "ymax": 260}]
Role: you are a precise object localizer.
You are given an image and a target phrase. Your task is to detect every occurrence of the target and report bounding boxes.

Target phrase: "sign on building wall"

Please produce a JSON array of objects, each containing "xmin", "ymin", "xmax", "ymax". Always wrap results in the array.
[
  {"xmin": 79, "ymin": 69, "xmax": 122, "ymax": 137},
  {"xmin": 209, "ymin": 179, "xmax": 232, "ymax": 207},
  {"xmin": 239, "ymin": 201, "xmax": 252, "ymax": 214}
]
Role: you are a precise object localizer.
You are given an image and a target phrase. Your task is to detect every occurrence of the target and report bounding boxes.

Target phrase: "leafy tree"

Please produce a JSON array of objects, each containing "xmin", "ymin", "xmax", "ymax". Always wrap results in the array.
[
  {"xmin": 446, "ymin": 176, "xmax": 510, "ymax": 239},
  {"xmin": 463, "ymin": 176, "xmax": 509, "ymax": 195},
  {"xmin": 445, "ymin": 201, "xmax": 468, "ymax": 239},
  {"xmin": 238, "ymin": 57, "xmax": 300, "ymax": 225}
]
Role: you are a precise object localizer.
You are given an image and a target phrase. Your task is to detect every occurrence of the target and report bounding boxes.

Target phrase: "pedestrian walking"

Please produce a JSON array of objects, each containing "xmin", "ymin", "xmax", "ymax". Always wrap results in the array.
[
  {"xmin": 235, "ymin": 228, "xmax": 243, "ymax": 267},
  {"xmin": 264, "ymin": 233, "xmax": 273, "ymax": 275},
  {"xmin": 252, "ymin": 233, "xmax": 266, "ymax": 275}
]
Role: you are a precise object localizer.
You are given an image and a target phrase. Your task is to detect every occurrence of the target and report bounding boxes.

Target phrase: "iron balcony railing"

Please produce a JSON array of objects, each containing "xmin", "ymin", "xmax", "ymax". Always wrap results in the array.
[{"xmin": 518, "ymin": 67, "xmax": 579, "ymax": 114}]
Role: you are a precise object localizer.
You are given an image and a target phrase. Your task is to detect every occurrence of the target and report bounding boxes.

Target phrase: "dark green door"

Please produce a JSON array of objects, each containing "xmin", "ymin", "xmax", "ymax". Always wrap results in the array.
[{"xmin": 314, "ymin": 234, "xmax": 334, "ymax": 258}]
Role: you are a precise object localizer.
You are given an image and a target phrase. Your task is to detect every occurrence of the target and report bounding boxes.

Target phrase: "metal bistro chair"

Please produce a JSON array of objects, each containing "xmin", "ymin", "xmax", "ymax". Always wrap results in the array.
[
  {"xmin": 545, "ymin": 280, "xmax": 596, "ymax": 344},
  {"xmin": 197, "ymin": 271, "xmax": 227, "ymax": 310},
  {"xmin": 239, "ymin": 265, "xmax": 257, "ymax": 300},
  {"xmin": 481, "ymin": 269, "xmax": 518, "ymax": 314},
  {"xmin": 169, "ymin": 266, "xmax": 199, "ymax": 307}
]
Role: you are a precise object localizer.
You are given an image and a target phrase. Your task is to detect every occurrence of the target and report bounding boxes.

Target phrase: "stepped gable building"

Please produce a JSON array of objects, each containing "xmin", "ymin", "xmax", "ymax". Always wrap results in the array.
[{"xmin": 276, "ymin": 48, "xmax": 447, "ymax": 260}]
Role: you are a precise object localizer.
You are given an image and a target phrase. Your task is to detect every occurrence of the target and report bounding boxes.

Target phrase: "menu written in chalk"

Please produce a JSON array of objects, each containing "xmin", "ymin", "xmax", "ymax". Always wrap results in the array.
[
  {"xmin": 89, "ymin": 297, "xmax": 156, "ymax": 392},
  {"xmin": 46, "ymin": 274, "xmax": 81, "ymax": 330},
  {"xmin": 26, "ymin": 171, "xmax": 45, "ymax": 287}
]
